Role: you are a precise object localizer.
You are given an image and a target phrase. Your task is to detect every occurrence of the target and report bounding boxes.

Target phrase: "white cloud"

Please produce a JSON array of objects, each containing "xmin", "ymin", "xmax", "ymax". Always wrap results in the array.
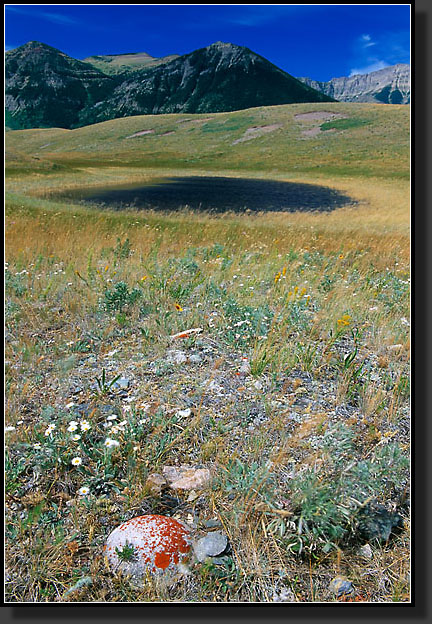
[
  {"xmin": 349, "ymin": 60, "xmax": 390, "ymax": 76},
  {"xmin": 6, "ymin": 6, "xmax": 78, "ymax": 25},
  {"xmin": 360, "ymin": 34, "xmax": 376, "ymax": 48}
]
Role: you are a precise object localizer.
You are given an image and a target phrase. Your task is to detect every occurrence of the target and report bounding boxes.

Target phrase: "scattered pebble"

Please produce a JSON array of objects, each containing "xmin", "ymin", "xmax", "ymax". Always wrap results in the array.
[
  {"xmin": 192, "ymin": 531, "xmax": 229, "ymax": 562},
  {"xmin": 358, "ymin": 543, "xmax": 373, "ymax": 559},
  {"xmin": 113, "ymin": 377, "xmax": 130, "ymax": 389},
  {"xmin": 329, "ymin": 576, "xmax": 354, "ymax": 597}
]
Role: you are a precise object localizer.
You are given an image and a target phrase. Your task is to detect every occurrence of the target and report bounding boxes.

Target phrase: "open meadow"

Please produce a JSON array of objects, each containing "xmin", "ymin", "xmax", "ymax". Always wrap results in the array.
[{"xmin": 5, "ymin": 102, "xmax": 411, "ymax": 602}]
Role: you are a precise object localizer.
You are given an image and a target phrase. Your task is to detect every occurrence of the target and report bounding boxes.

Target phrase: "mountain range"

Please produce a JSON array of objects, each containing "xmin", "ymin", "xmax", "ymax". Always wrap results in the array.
[
  {"xmin": 298, "ymin": 64, "xmax": 410, "ymax": 105},
  {"xmin": 5, "ymin": 41, "xmax": 409, "ymax": 131}
]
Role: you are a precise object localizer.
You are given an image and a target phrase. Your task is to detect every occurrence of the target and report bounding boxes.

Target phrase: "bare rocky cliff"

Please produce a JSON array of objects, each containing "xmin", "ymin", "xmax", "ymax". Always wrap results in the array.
[{"xmin": 298, "ymin": 64, "xmax": 410, "ymax": 104}]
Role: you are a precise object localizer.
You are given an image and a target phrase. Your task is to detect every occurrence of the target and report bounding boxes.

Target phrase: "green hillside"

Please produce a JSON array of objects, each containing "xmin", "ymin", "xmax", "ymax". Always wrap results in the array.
[
  {"xmin": 5, "ymin": 102, "xmax": 409, "ymax": 181},
  {"xmin": 82, "ymin": 52, "xmax": 180, "ymax": 75}
]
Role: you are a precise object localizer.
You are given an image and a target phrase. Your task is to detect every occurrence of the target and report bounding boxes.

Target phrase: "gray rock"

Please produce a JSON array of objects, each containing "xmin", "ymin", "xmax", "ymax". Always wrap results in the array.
[
  {"xmin": 358, "ymin": 543, "xmax": 373, "ymax": 559},
  {"xmin": 204, "ymin": 519, "xmax": 223, "ymax": 529},
  {"xmin": 166, "ymin": 350, "xmax": 187, "ymax": 365},
  {"xmin": 113, "ymin": 377, "xmax": 130, "ymax": 389},
  {"xmin": 193, "ymin": 531, "xmax": 229, "ymax": 562},
  {"xmin": 329, "ymin": 577, "xmax": 354, "ymax": 597}
]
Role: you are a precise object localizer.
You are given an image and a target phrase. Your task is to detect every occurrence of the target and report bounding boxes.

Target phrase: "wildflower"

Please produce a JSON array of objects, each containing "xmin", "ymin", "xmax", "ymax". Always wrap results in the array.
[
  {"xmin": 337, "ymin": 314, "xmax": 352, "ymax": 327},
  {"xmin": 107, "ymin": 414, "xmax": 118, "ymax": 421},
  {"xmin": 104, "ymin": 438, "xmax": 120, "ymax": 448},
  {"xmin": 105, "ymin": 265, "xmax": 109, "ymax": 272},
  {"xmin": 72, "ymin": 434, "xmax": 81, "ymax": 441},
  {"xmin": 44, "ymin": 424, "xmax": 56, "ymax": 436},
  {"xmin": 175, "ymin": 303, "xmax": 183, "ymax": 311},
  {"xmin": 67, "ymin": 423, "xmax": 78, "ymax": 432},
  {"xmin": 282, "ymin": 266, "xmax": 287, "ymax": 276},
  {"xmin": 33, "ymin": 443, "xmax": 42, "ymax": 449},
  {"xmin": 65, "ymin": 401, "xmax": 75, "ymax": 409},
  {"xmin": 71, "ymin": 457, "xmax": 82, "ymax": 466},
  {"xmin": 141, "ymin": 275, "xmax": 148, "ymax": 281},
  {"xmin": 78, "ymin": 486, "xmax": 90, "ymax": 496},
  {"xmin": 274, "ymin": 272, "xmax": 281, "ymax": 284},
  {"xmin": 80, "ymin": 420, "xmax": 91, "ymax": 432}
]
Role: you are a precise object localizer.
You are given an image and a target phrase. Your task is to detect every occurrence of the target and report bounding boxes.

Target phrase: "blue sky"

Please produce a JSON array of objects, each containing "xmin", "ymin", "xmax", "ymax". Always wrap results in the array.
[{"xmin": 4, "ymin": 4, "xmax": 411, "ymax": 80}]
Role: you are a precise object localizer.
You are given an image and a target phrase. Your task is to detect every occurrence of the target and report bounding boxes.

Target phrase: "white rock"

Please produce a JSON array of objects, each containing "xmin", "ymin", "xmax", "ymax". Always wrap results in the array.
[{"xmin": 105, "ymin": 515, "xmax": 191, "ymax": 579}]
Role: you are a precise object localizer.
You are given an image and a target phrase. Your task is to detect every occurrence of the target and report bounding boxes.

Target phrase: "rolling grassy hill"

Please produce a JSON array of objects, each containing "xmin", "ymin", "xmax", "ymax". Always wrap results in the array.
[{"xmin": 5, "ymin": 102, "xmax": 409, "ymax": 181}]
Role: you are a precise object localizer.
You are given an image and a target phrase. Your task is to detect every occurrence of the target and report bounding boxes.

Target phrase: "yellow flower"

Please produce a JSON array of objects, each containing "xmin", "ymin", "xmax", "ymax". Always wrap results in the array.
[
  {"xmin": 274, "ymin": 272, "xmax": 281, "ymax": 283},
  {"xmin": 105, "ymin": 265, "xmax": 109, "ymax": 272},
  {"xmin": 282, "ymin": 266, "xmax": 287, "ymax": 276},
  {"xmin": 141, "ymin": 275, "xmax": 148, "ymax": 281},
  {"xmin": 175, "ymin": 303, "xmax": 183, "ymax": 311},
  {"xmin": 337, "ymin": 314, "xmax": 351, "ymax": 327},
  {"xmin": 339, "ymin": 254, "xmax": 344, "ymax": 259}
]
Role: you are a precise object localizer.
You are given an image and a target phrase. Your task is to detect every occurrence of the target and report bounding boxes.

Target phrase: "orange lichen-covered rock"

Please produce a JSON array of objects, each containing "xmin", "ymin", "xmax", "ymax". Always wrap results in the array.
[{"xmin": 104, "ymin": 515, "xmax": 191, "ymax": 579}]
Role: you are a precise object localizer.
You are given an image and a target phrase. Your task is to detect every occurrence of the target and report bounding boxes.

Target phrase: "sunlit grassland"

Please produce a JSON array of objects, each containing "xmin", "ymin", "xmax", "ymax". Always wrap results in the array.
[{"xmin": 5, "ymin": 102, "xmax": 410, "ymax": 603}]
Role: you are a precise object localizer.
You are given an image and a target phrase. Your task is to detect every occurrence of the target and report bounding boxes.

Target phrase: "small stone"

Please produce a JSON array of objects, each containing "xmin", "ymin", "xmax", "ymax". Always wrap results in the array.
[
  {"xmin": 329, "ymin": 576, "xmax": 354, "ymax": 597},
  {"xmin": 239, "ymin": 360, "xmax": 251, "ymax": 374},
  {"xmin": 358, "ymin": 543, "xmax": 373, "ymax": 559},
  {"xmin": 192, "ymin": 532, "xmax": 229, "ymax": 562},
  {"xmin": 252, "ymin": 380, "xmax": 263, "ymax": 390},
  {"xmin": 162, "ymin": 465, "xmax": 211, "ymax": 491},
  {"xmin": 114, "ymin": 377, "xmax": 130, "ymax": 389},
  {"xmin": 188, "ymin": 354, "xmax": 202, "ymax": 364},
  {"xmin": 204, "ymin": 518, "xmax": 222, "ymax": 529},
  {"xmin": 176, "ymin": 408, "xmax": 192, "ymax": 418},
  {"xmin": 145, "ymin": 473, "xmax": 167, "ymax": 495},
  {"xmin": 205, "ymin": 379, "xmax": 224, "ymax": 393},
  {"xmin": 166, "ymin": 350, "xmax": 187, "ymax": 364}
]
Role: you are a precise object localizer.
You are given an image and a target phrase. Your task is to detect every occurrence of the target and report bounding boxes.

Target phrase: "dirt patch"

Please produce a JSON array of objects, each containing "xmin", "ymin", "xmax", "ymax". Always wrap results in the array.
[
  {"xmin": 302, "ymin": 127, "xmax": 336, "ymax": 138},
  {"xmin": 232, "ymin": 124, "xmax": 283, "ymax": 145},
  {"xmin": 294, "ymin": 111, "xmax": 346, "ymax": 139},
  {"xmin": 294, "ymin": 111, "xmax": 346, "ymax": 122},
  {"xmin": 126, "ymin": 129, "xmax": 155, "ymax": 139},
  {"xmin": 177, "ymin": 117, "xmax": 214, "ymax": 125},
  {"xmin": 159, "ymin": 131, "xmax": 175, "ymax": 136}
]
